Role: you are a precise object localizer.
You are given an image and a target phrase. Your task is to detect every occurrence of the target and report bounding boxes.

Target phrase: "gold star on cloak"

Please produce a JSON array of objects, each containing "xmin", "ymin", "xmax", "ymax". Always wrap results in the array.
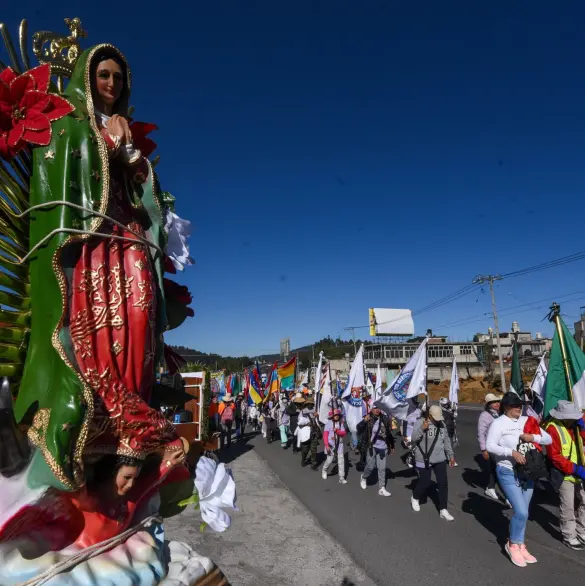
[
  {"xmin": 44, "ymin": 150, "xmax": 55, "ymax": 160},
  {"xmin": 71, "ymin": 148, "xmax": 82, "ymax": 159}
]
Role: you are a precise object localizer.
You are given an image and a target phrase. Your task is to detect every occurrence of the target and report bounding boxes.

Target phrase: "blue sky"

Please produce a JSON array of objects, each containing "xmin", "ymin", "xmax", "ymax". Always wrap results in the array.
[{"xmin": 3, "ymin": 2, "xmax": 585, "ymax": 355}]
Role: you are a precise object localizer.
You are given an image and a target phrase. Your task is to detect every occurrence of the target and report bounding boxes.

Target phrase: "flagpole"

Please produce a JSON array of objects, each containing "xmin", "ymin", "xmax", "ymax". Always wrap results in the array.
[{"xmin": 549, "ymin": 303, "xmax": 573, "ymax": 401}]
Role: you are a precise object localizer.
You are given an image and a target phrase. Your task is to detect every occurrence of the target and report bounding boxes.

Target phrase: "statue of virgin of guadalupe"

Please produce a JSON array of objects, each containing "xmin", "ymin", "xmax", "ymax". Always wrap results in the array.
[{"xmin": 9, "ymin": 42, "xmax": 192, "ymax": 491}]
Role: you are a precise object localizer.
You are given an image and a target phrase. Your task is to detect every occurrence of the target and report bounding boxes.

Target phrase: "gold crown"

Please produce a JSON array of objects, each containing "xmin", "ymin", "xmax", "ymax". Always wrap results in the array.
[
  {"xmin": 32, "ymin": 17, "xmax": 87, "ymax": 78},
  {"xmin": 0, "ymin": 17, "xmax": 87, "ymax": 92}
]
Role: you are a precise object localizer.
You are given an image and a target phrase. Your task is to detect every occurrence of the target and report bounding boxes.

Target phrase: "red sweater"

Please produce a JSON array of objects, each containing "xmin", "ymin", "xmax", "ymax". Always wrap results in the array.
[{"xmin": 546, "ymin": 419, "xmax": 585, "ymax": 476}]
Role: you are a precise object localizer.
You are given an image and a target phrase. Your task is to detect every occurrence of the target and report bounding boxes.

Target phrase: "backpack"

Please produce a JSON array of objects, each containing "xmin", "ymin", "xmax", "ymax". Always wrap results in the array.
[
  {"xmin": 221, "ymin": 405, "xmax": 234, "ymax": 425},
  {"xmin": 515, "ymin": 440, "xmax": 549, "ymax": 483}
]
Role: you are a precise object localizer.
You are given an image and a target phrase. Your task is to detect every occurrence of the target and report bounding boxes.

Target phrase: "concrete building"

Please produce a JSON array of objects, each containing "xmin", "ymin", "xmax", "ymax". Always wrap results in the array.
[
  {"xmin": 473, "ymin": 321, "xmax": 551, "ymax": 358},
  {"xmin": 362, "ymin": 321, "xmax": 551, "ymax": 385},
  {"xmin": 364, "ymin": 340, "xmax": 484, "ymax": 383}
]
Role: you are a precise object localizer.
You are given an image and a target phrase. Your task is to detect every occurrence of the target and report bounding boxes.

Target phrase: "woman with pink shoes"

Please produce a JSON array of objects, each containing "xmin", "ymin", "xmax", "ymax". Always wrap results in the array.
[{"xmin": 486, "ymin": 393, "xmax": 552, "ymax": 567}]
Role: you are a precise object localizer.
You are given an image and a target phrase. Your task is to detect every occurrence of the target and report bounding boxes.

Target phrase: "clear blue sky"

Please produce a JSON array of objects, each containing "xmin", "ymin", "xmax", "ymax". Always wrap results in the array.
[{"xmin": 3, "ymin": 2, "xmax": 585, "ymax": 356}]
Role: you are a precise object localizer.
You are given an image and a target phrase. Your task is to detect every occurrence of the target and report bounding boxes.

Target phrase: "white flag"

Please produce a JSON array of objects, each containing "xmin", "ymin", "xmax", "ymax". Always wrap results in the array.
[
  {"xmin": 314, "ymin": 351, "xmax": 323, "ymax": 394},
  {"xmin": 298, "ymin": 369, "xmax": 309, "ymax": 388},
  {"xmin": 374, "ymin": 363, "xmax": 383, "ymax": 403},
  {"xmin": 365, "ymin": 373, "xmax": 374, "ymax": 397},
  {"xmin": 449, "ymin": 355, "xmax": 459, "ymax": 406},
  {"xmin": 342, "ymin": 345, "xmax": 366, "ymax": 432},
  {"xmin": 342, "ymin": 345, "xmax": 365, "ymax": 398},
  {"xmin": 379, "ymin": 339, "xmax": 428, "ymax": 421},
  {"xmin": 318, "ymin": 366, "xmax": 332, "ymax": 424},
  {"xmin": 530, "ymin": 354, "xmax": 548, "ymax": 410}
]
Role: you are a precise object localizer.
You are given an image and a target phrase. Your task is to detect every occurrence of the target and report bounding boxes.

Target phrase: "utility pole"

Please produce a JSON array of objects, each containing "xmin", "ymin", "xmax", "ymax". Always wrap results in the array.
[
  {"xmin": 473, "ymin": 274, "xmax": 506, "ymax": 393},
  {"xmin": 344, "ymin": 327, "xmax": 357, "ymax": 355}
]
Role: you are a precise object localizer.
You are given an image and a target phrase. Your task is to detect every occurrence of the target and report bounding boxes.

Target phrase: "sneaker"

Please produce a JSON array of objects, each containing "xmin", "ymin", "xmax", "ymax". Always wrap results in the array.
[
  {"xmin": 519, "ymin": 544, "xmax": 537, "ymax": 563},
  {"xmin": 360, "ymin": 476, "xmax": 367, "ymax": 490},
  {"xmin": 439, "ymin": 509, "xmax": 454, "ymax": 522},
  {"xmin": 321, "ymin": 469, "xmax": 328, "ymax": 480},
  {"xmin": 505, "ymin": 542, "xmax": 527, "ymax": 568},
  {"xmin": 577, "ymin": 534, "xmax": 585, "ymax": 546},
  {"xmin": 339, "ymin": 478, "xmax": 347, "ymax": 485},
  {"xmin": 378, "ymin": 488, "xmax": 391, "ymax": 497},
  {"xmin": 563, "ymin": 538, "xmax": 584, "ymax": 551},
  {"xmin": 484, "ymin": 488, "xmax": 499, "ymax": 500},
  {"xmin": 411, "ymin": 496, "xmax": 420, "ymax": 512}
]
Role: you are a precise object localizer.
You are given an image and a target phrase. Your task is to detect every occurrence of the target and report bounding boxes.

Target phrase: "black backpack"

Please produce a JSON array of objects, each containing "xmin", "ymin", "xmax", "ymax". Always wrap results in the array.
[{"xmin": 515, "ymin": 441, "xmax": 549, "ymax": 483}]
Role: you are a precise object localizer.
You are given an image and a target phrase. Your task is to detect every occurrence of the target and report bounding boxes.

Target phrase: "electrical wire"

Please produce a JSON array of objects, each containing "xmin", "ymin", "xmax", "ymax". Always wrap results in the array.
[{"xmin": 501, "ymin": 250, "xmax": 585, "ymax": 279}]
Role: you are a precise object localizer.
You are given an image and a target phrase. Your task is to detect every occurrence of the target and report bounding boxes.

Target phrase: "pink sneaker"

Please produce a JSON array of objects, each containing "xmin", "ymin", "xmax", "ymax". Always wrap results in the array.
[
  {"xmin": 519, "ymin": 544, "xmax": 537, "ymax": 564},
  {"xmin": 505, "ymin": 542, "xmax": 527, "ymax": 567}
]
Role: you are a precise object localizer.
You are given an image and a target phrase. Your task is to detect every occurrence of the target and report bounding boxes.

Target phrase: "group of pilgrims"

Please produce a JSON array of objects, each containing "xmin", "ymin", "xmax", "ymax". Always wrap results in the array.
[{"xmin": 216, "ymin": 385, "xmax": 585, "ymax": 569}]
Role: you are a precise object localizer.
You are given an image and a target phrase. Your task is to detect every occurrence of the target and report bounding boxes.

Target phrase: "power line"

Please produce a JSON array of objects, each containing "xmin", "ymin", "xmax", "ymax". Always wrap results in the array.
[
  {"xmin": 345, "ymin": 284, "xmax": 481, "ymax": 330},
  {"xmin": 429, "ymin": 290, "xmax": 585, "ymax": 331},
  {"xmin": 501, "ymin": 250, "xmax": 585, "ymax": 279}
]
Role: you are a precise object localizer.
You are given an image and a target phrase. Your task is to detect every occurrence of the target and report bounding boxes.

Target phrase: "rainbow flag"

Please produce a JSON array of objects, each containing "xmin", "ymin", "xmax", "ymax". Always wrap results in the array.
[
  {"xmin": 278, "ymin": 356, "xmax": 296, "ymax": 390},
  {"xmin": 265, "ymin": 362, "xmax": 280, "ymax": 400}
]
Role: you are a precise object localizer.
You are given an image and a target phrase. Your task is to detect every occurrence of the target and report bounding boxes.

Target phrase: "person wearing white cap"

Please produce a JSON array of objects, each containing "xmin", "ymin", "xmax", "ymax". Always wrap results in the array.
[
  {"xmin": 545, "ymin": 400, "xmax": 585, "ymax": 550},
  {"xmin": 478, "ymin": 393, "xmax": 503, "ymax": 500},
  {"xmin": 410, "ymin": 405, "xmax": 456, "ymax": 521}
]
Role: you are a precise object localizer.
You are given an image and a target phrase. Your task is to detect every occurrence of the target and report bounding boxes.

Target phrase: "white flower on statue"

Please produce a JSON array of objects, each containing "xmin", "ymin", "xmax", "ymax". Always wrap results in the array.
[
  {"xmin": 164, "ymin": 210, "xmax": 194, "ymax": 271},
  {"xmin": 194, "ymin": 456, "xmax": 237, "ymax": 533}
]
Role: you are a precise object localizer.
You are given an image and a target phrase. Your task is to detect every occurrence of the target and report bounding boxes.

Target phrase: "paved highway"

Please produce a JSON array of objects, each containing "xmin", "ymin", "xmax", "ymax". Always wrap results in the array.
[{"xmin": 244, "ymin": 410, "xmax": 585, "ymax": 586}]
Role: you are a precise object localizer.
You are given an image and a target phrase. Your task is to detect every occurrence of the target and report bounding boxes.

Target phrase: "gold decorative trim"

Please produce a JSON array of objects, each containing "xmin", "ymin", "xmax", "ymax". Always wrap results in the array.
[{"xmin": 49, "ymin": 44, "xmax": 131, "ymax": 488}]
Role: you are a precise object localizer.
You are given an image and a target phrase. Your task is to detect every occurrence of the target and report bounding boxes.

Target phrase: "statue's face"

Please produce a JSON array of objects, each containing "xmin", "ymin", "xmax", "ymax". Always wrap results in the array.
[
  {"xmin": 114, "ymin": 464, "xmax": 140, "ymax": 496},
  {"xmin": 94, "ymin": 58, "xmax": 123, "ymax": 108}
]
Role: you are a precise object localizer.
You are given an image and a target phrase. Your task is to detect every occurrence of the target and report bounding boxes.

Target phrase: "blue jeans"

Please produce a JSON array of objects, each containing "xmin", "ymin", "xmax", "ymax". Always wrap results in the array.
[{"xmin": 496, "ymin": 466, "xmax": 534, "ymax": 544}]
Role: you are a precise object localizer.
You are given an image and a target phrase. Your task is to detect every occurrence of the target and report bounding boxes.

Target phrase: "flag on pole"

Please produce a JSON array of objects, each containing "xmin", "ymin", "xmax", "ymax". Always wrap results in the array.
[
  {"xmin": 374, "ymin": 363, "xmax": 383, "ymax": 403},
  {"xmin": 529, "ymin": 353, "xmax": 548, "ymax": 418},
  {"xmin": 336, "ymin": 374, "xmax": 344, "ymax": 397},
  {"xmin": 342, "ymin": 345, "xmax": 366, "ymax": 432},
  {"xmin": 318, "ymin": 365, "xmax": 333, "ymax": 424},
  {"xmin": 298, "ymin": 369, "xmax": 309, "ymax": 388},
  {"xmin": 314, "ymin": 351, "xmax": 324, "ymax": 394},
  {"xmin": 449, "ymin": 355, "xmax": 459, "ymax": 406},
  {"xmin": 249, "ymin": 368, "xmax": 264, "ymax": 405},
  {"xmin": 544, "ymin": 317, "xmax": 585, "ymax": 416},
  {"xmin": 379, "ymin": 338, "xmax": 428, "ymax": 421},
  {"xmin": 317, "ymin": 358, "xmax": 328, "ymax": 412},
  {"xmin": 509, "ymin": 342, "xmax": 524, "ymax": 398},
  {"xmin": 265, "ymin": 362, "xmax": 280, "ymax": 401},
  {"xmin": 365, "ymin": 373, "xmax": 375, "ymax": 398},
  {"xmin": 278, "ymin": 356, "xmax": 297, "ymax": 390}
]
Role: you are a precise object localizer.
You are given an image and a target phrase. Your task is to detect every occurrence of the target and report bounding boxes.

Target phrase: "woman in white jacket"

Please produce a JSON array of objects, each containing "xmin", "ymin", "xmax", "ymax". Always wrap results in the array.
[{"xmin": 486, "ymin": 393, "xmax": 552, "ymax": 568}]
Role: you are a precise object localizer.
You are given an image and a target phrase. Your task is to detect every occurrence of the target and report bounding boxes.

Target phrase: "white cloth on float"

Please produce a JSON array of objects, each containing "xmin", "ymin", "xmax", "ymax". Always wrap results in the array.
[{"xmin": 164, "ymin": 211, "xmax": 194, "ymax": 271}]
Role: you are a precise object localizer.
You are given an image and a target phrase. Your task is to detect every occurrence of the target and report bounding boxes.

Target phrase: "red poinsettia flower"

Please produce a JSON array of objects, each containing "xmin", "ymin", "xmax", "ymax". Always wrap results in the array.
[
  {"xmin": 0, "ymin": 63, "xmax": 74, "ymax": 159},
  {"xmin": 129, "ymin": 120, "xmax": 158, "ymax": 158}
]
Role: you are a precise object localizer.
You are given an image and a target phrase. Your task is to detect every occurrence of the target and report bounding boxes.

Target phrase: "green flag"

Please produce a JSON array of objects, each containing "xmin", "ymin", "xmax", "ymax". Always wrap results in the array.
[
  {"xmin": 544, "ymin": 317, "xmax": 585, "ymax": 418},
  {"xmin": 232, "ymin": 373, "xmax": 242, "ymax": 396},
  {"xmin": 509, "ymin": 342, "xmax": 524, "ymax": 398}
]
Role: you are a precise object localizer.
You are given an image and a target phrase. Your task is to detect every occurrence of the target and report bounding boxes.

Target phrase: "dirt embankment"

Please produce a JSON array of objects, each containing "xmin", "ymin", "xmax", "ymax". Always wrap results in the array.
[{"xmin": 428, "ymin": 371, "xmax": 533, "ymax": 403}]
